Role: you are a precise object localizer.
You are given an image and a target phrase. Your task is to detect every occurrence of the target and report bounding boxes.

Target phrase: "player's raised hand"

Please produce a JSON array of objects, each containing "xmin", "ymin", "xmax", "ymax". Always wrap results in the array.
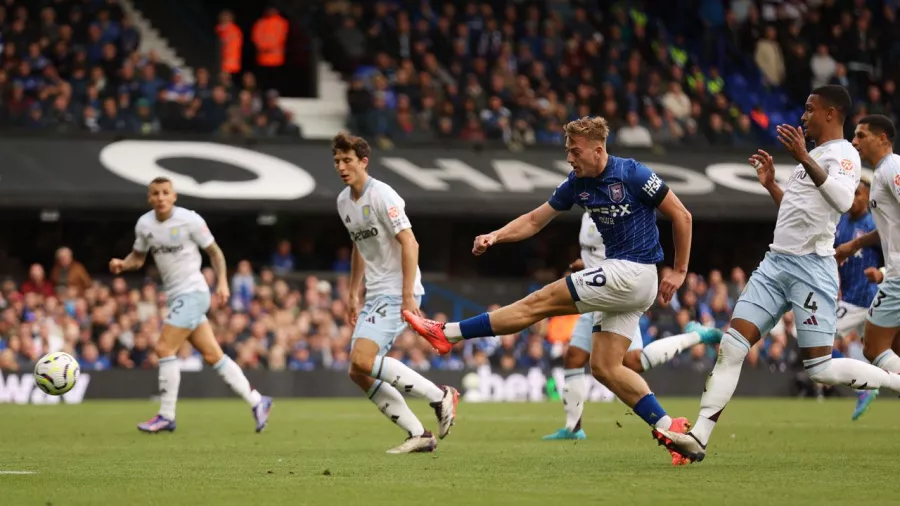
[
  {"xmin": 750, "ymin": 150, "xmax": 775, "ymax": 187},
  {"xmin": 658, "ymin": 270, "xmax": 686, "ymax": 304},
  {"xmin": 776, "ymin": 124, "xmax": 809, "ymax": 162},
  {"xmin": 109, "ymin": 258, "xmax": 125, "ymax": 274},
  {"xmin": 472, "ymin": 233, "xmax": 497, "ymax": 256},
  {"xmin": 864, "ymin": 267, "xmax": 884, "ymax": 284}
]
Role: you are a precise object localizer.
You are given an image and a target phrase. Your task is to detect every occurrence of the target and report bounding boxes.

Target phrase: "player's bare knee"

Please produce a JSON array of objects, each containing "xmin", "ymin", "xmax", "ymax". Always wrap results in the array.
[
  {"xmin": 563, "ymin": 346, "xmax": 590, "ymax": 369},
  {"xmin": 154, "ymin": 339, "xmax": 177, "ymax": 359},
  {"xmin": 348, "ymin": 367, "xmax": 371, "ymax": 388},
  {"xmin": 201, "ymin": 349, "xmax": 224, "ymax": 365},
  {"xmin": 863, "ymin": 338, "xmax": 889, "ymax": 362},
  {"xmin": 349, "ymin": 351, "xmax": 375, "ymax": 377},
  {"xmin": 622, "ymin": 350, "xmax": 643, "ymax": 373},
  {"xmin": 589, "ymin": 362, "xmax": 613, "ymax": 384},
  {"xmin": 728, "ymin": 318, "xmax": 763, "ymax": 346}
]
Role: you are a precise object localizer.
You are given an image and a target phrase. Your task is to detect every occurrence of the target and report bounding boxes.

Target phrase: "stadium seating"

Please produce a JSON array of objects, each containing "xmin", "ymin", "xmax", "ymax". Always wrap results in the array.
[
  {"xmin": 0, "ymin": 0, "xmax": 297, "ymax": 137},
  {"xmin": 315, "ymin": 0, "xmax": 898, "ymax": 148}
]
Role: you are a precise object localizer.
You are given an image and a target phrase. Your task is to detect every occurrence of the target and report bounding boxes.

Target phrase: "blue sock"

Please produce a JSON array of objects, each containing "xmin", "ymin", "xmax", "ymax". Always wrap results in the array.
[
  {"xmin": 458, "ymin": 313, "xmax": 494, "ymax": 340},
  {"xmin": 633, "ymin": 393, "xmax": 667, "ymax": 427}
]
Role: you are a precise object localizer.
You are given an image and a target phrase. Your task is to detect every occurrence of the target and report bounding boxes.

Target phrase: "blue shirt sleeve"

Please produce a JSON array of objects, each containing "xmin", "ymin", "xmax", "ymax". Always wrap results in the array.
[
  {"xmin": 626, "ymin": 160, "xmax": 669, "ymax": 207},
  {"xmin": 548, "ymin": 174, "xmax": 576, "ymax": 211}
]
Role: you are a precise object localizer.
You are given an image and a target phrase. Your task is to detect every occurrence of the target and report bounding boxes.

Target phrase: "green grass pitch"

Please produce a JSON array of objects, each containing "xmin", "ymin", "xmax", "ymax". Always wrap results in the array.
[{"xmin": 2, "ymin": 398, "xmax": 897, "ymax": 506}]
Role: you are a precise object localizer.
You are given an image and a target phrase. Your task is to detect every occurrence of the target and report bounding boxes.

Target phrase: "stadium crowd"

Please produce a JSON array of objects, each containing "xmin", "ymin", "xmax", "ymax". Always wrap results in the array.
[
  {"xmin": 318, "ymin": 0, "xmax": 900, "ymax": 149},
  {"xmin": 0, "ymin": 242, "xmax": 859, "ymax": 377},
  {"xmin": 0, "ymin": 0, "xmax": 298, "ymax": 137}
]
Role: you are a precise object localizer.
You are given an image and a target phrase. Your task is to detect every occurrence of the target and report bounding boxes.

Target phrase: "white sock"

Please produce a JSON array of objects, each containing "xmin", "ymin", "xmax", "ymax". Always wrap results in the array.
[
  {"xmin": 562, "ymin": 369, "xmax": 587, "ymax": 432},
  {"xmin": 872, "ymin": 349, "xmax": 900, "ymax": 373},
  {"xmin": 444, "ymin": 322, "xmax": 463, "ymax": 342},
  {"xmin": 656, "ymin": 415, "xmax": 673, "ymax": 430},
  {"xmin": 367, "ymin": 380, "xmax": 425, "ymax": 436},
  {"xmin": 639, "ymin": 331, "xmax": 702, "ymax": 371},
  {"xmin": 214, "ymin": 356, "xmax": 263, "ymax": 406},
  {"xmin": 158, "ymin": 356, "xmax": 181, "ymax": 420},
  {"xmin": 372, "ymin": 356, "xmax": 443, "ymax": 403},
  {"xmin": 806, "ymin": 356, "xmax": 900, "ymax": 392},
  {"xmin": 692, "ymin": 329, "xmax": 751, "ymax": 446}
]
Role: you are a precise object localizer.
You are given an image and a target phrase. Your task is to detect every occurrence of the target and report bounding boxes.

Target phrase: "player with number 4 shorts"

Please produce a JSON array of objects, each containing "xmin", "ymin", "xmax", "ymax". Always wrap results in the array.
[
  {"xmin": 402, "ymin": 116, "xmax": 696, "ymax": 464},
  {"xmin": 656, "ymin": 86, "xmax": 900, "ymax": 464},
  {"xmin": 836, "ymin": 114, "xmax": 900, "ymax": 420},
  {"xmin": 333, "ymin": 133, "xmax": 458, "ymax": 455}
]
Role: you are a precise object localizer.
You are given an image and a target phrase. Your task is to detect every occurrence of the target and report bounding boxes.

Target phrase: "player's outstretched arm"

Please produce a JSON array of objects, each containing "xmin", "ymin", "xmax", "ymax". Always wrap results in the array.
[
  {"xmin": 395, "ymin": 228, "xmax": 421, "ymax": 316},
  {"xmin": 836, "ymin": 230, "xmax": 881, "ymax": 264},
  {"xmin": 109, "ymin": 250, "xmax": 147, "ymax": 274},
  {"xmin": 656, "ymin": 191, "xmax": 692, "ymax": 303},
  {"xmin": 473, "ymin": 203, "xmax": 561, "ymax": 255}
]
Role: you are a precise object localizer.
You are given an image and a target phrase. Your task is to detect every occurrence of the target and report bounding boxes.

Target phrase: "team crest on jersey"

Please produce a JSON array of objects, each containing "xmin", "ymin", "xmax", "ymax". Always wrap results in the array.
[
  {"xmin": 362, "ymin": 205, "xmax": 371, "ymax": 221},
  {"xmin": 608, "ymin": 183, "xmax": 625, "ymax": 203},
  {"xmin": 169, "ymin": 227, "xmax": 180, "ymax": 240},
  {"xmin": 840, "ymin": 159, "xmax": 854, "ymax": 174}
]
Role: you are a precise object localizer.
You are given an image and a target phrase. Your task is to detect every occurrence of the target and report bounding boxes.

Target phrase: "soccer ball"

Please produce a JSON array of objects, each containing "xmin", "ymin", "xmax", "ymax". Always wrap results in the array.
[{"xmin": 33, "ymin": 352, "xmax": 80, "ymax": 396}]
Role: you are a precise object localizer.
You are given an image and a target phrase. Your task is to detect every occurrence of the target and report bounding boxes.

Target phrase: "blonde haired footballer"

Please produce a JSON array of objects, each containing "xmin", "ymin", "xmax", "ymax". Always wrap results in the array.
[{"xmin": 110, "ymin": 177, "xmax": 272, "ymax": 433}]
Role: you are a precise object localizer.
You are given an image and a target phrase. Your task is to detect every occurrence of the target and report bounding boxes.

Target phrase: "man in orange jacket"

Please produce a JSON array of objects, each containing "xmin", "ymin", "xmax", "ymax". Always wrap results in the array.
[
  {"xmin": 252, "ymin": 7, "xmax": 289, "ymax": 92},
  {"xmin": 216, "ymin": 10, "xmax": 243, "ymax": 78}
]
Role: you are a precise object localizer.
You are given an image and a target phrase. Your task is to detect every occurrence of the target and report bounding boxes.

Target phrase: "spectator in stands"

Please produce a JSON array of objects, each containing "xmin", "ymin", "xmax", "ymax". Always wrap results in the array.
[
  {"xmin": 755, "ymin": 25, "xmax": 785, "ymax": 87},
  {"xmin": 251, "ymin": 7, "xmax": 289, "ymax": 93},
  {"xmin": 21, "ymin": 263, "xmax": 55, "ymax": 298},
  {"xmin": 617, "ymin": 111, "xmax": 653, "ymax": 148},
  {"xmin": 231, "ymin": 260, "xmax": 256, "ymax": 312},
  {"xmin": 216, "ymin": 10, "xmax": 243, "ymax": 78},
  {"xmin": 706, "ymin": 113, "xmax": 733, "ymax": 146},
  {"xmin": 811, "ymin": 43, "xmax": 837, "ymax": 88},
  {"xmin": 50, "ymin": 247, "xmax": 92, "ymax": 296}
]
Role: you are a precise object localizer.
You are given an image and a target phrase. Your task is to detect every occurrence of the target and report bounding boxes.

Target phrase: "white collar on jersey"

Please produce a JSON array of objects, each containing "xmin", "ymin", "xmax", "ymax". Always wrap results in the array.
[
  {"xmin": 351, "ymin": 176, "xmax": 375, "ymax": 201},
  {"xmin": 875, "ymin": 152, "xmax": 895, "ymax": 170}
]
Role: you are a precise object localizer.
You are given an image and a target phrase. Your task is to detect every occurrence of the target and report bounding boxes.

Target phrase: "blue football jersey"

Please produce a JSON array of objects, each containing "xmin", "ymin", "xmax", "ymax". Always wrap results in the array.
[
  {"xmin": 548, "ymin": 155, "xmax": 667, "ymax": 264},
  {"xmin": 834, "ymin": 212, "xmax": 881, "ymax": 308}
]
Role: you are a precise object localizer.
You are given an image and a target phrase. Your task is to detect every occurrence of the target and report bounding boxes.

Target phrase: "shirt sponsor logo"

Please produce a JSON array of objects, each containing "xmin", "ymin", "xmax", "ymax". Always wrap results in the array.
[
  {"xmin": 349, "ymin": 228, "xmax": 379, "ymax": 241},
  {"xmin": 586, "ymin": 204, "xmax": 632, "ymax": 224},
  {"xmin": 150, "ymin": 244, "xmax": 184, "ymax": 255}
]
